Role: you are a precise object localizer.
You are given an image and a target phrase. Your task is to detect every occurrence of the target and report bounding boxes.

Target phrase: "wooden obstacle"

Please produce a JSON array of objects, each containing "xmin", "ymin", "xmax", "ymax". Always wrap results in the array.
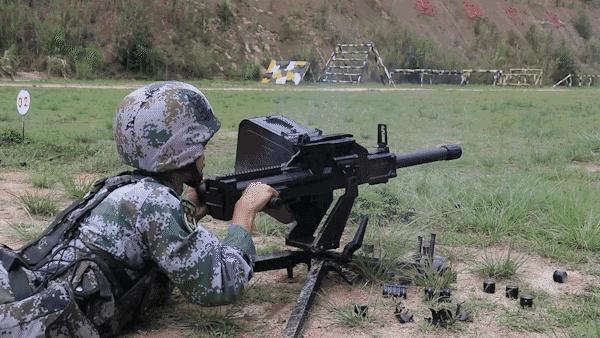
[
  {"xmin": 499, "ymin": 68, "xmax": 543, "ymax": 87},
  {"xmin": 319, "ymin": 42, "xmax": 394, "ymax": 85},
  {"xmin": 553, "ymin": 74, "xmax": 600, "ymax": 88},
  {"xmin": 392, "ymin": 68, "xmax": 503, "ymax": 86}
]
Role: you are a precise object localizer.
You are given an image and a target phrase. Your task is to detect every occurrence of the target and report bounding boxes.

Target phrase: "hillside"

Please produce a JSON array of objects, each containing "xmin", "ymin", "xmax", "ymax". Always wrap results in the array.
[{"xmin": 1, "ymin": 0, "xmax": 600, "ymax": 83}]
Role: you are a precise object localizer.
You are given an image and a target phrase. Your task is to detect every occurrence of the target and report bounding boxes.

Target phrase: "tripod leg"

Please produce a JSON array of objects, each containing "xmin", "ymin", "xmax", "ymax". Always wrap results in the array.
[{"xmin": 283, "ymin": 259, "xmax": 329, "ymax": 338}]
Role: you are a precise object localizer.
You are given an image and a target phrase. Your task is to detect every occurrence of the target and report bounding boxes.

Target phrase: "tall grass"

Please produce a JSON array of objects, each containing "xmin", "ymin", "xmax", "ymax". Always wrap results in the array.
[
  {"xmin": 471, "ymin": 247, "xmax": 526, "ymax": 280},
  {"xmin": 3, "ymin": 222, "xmax": 44, "ymax": 242},
  {"xmin": 61, "ymin": 175, "xmax": 95, "ymax": 199}
]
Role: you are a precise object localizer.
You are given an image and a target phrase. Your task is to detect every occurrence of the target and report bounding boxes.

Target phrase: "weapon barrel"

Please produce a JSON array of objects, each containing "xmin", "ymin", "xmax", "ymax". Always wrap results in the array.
[{"xmin": 395, "ymin": 144, "xmax": 462, "ymax": 168}]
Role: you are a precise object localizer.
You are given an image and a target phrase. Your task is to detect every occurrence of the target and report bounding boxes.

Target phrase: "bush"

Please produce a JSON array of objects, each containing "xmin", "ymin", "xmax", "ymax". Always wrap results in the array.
[
  {"xmin": 312, "ymin": 3, "xmax": 328, "ymax": 31},
  {"xmin": 18, "ymin": 193, "xmax": 58, "ymax": 217},
  {"xmin": 291, "ymin": 48, "xmax": 321, "ymax": 80},
  {"xmin": 180, "ymin": 41, "xmax": 217, "ymax": 79},
  {"xmin": 0, "ymin": 129, "xmax": 23, "ymax": 145},
  {"xmin": 573, "ymin": 10, "xmax": 592, "ymax": 40},
  {"xmin": 113, "ymin": 2, "xmax": 162, "ymax": 76},
  {"xmin": 373, "ymin": 25, "xmax": 453, "ymax": 71},
  {"xmin": 280, "ymin": 16, "xmax": 299, "ymax": 41},
  {"xmin": 240, "ymin": 62, "xmax": 260, "ymax": 81},
  {"xmin": 216, "ymin": 0, "xmax": 234, "ymax": 31},
  {"xmin": 584, "ymin": 38, "xmax": 600, "ymax": 64},
  {"xmin": 73, "ymin": 45, "xmax": 102, "ymax": 79},
  {"xmin": 552, "ymin": 45, "xmax": 577, "ymax": 82}
]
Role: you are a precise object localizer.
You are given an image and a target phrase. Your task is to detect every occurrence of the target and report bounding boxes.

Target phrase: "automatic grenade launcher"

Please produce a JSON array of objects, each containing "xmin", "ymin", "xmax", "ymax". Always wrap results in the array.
[{"xmin": 197, "ymin": 115, "xmax": 462, "ymax": 254}]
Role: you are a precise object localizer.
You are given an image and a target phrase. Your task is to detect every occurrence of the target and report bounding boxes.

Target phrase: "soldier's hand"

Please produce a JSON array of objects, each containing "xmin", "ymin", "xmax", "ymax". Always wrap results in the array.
[
  {"xmin": 237, "ymin": 182, "xmax": 279, "ymax": 214},
  {"xmin": 184, "ymin": 187, "xmax": 208, "ymax": 220},
  {"xmin": 232, "ymin": 182, "xmax": 278, "ymax": 233}
]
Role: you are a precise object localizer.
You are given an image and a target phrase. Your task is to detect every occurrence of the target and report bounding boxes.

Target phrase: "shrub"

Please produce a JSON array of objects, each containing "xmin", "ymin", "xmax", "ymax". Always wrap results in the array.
[
  {"xmin": 61, "ymin": 175, "xmax": 95, "ymax": 199},
  {"xmin": 551, "ymin": 44, "xmax": 577, "ymax": 82},
  {"xmin": 180, "ymin": 41, "xmax": 217, "ymax": 79},
  {"xmin": 471, "ymin": 247, "xmax": 526, "ymax": 279},
  {"xmin": 0, "ymin": 129, "xmax": 23, "ymax": 145},
  {"xmin": 280, "ymin": 16, "xmax": 299, "ymax": 41},
  {"xmin": 312, "ymin": 3, "xmax": 328, "ymax": 31},
  {"xmin": 216, "ymin": 0, "xmax": 234, "ymax": 31},
  {"xmin": 4, "ymin": 223, "xmax": 44, "ymax": 242},
  {"xmin": 291, "ymin": 48, "xmax": 321, "ymax": 80},
  {"xmin": 18, "ymin": 193, "xmax": 58, "ymax": 217},
  {"xmin": 30, "ymin": 173, "xmax": 55, "ymax": 189},
  {"xmin": 240, "ymin": 62, "xmax": 260, "ymax": 81},
  {"xmin": 584, "ymin": 38, "xmax": 600, "ymax": 64},
  {"xmin": 73, "ymin": 45, "xmax": 102, "ymax": 79},
  {"xmin": 113, "ymin": 2, "xmax": 161, "ymax": 76},
  {"xmin": 573, "ymin": 10, "xmax": 592, "ymax": 40}
]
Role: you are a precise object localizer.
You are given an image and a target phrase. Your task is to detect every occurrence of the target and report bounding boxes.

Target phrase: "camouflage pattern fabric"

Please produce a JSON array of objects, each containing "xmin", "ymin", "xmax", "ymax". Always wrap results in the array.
[
  {"xmin": 0, "ymin": 281, "xmax": 98, "ymax": 337},
  {"xmin": 113, "ymin": 81, "xmax": 221, "ymax": 173},
  {"xmin": 78, "ymin": 176, "xmax": 255, "ymax": 305},
  {"xmin": 0, "ymin": 176, "xmax": 255, "ymax": 336}
]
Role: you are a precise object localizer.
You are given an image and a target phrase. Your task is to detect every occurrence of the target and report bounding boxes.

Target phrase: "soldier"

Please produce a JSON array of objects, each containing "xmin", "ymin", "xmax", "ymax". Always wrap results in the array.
[{"xmin": 0, "ymin": 81, "xmax": 278, "ymax": 336}]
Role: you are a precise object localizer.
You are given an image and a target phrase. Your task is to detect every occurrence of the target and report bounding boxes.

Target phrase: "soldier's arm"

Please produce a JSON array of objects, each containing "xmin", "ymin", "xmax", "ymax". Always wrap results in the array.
[{"xmin": 139, "ymin": 186, "xmax": 255, "ymax": 306}]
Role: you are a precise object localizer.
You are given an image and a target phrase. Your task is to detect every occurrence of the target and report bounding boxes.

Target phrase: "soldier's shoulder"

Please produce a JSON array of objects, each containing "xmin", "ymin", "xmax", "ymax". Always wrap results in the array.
[
  {"xmin": 102, "ymin": 176, "xmax": 178, "ymax": 205},
  {"xmin": 130, "ymin": 178, "xmax": 181, "ymax": 209}
]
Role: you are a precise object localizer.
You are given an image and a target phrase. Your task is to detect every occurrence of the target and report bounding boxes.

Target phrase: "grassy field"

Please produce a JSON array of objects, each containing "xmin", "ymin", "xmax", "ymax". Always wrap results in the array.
[{"xmin": 1, "ymin": 82, "xmax": 600, "ymax": 336}]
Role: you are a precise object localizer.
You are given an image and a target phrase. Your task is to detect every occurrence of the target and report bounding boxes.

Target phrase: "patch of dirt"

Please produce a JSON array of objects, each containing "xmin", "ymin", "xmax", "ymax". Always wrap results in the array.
[{"xmin": 0, "ymin": 171, "xmax": 73, "ymax": 249}]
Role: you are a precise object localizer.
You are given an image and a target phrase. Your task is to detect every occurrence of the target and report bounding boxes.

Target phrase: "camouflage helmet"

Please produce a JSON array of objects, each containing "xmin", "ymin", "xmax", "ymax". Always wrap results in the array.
[{"xmin": 113, "ymin": 81, "xmax": 220, "ymax": 172}]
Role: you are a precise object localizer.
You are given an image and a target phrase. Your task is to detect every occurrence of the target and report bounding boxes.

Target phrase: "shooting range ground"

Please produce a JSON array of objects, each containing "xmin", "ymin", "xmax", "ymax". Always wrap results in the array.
[{"xmin": 0, "ymin": 82, "xmax": 599, "ymax": 337}]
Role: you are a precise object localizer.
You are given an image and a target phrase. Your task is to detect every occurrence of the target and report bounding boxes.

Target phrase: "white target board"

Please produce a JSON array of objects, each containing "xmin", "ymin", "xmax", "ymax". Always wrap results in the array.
[{"xmin": 16, "ymin": 90, "xmax": 31, "ymax": 116}]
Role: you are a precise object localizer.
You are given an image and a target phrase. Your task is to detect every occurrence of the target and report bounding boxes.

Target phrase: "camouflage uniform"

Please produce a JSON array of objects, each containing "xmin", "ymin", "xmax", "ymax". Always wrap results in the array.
[{"xmin": 0, "ymin": 82, "xmax": 254, "ymax": 337}]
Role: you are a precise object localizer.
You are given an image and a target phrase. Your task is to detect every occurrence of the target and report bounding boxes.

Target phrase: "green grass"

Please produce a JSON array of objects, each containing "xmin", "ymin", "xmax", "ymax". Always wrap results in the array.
[
  {"xmin": 253, "ymin": 214, "xmax": 288, "ymax": 237},
  {"xmin": 255, "ymin": 243, "xmax": 282, "ymax": 255},
  {"xmin": 2, "ymin": 81, "xmax": 600, "ymax": 335},
  {"xmin": 18, "ymin": 192, "xmax": 58, "ymax": 217},
  {"xmin": 471, "ymin": 247, "xmax": 526, "ymax": 280},
  {"xmin": 30, "ymin": 172, "xmax": 56, "ymax": 188},
  {"xmin": 2, "ymin": 222, "xmax": 45, "ymax": 242},
  {"xmin": 325, "ymin": 301, "xmax": 377, "ymax": 329},
  {"xmin": 412, "ymin": 260, "xmax": 457, "ymax": 291},
  {"xmin": 547, "ymin": 285, "xmax": 600, "ymax": 336},
  {"xmin": 61, "ymin": 175, "xmax": 95, "ymax": 199}
]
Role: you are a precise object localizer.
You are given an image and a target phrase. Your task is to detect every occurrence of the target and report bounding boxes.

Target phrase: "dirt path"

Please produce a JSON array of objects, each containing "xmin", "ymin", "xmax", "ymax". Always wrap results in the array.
[{"xmin": 0, "ymin": 81, "xmax": 573, "ymax": 93}]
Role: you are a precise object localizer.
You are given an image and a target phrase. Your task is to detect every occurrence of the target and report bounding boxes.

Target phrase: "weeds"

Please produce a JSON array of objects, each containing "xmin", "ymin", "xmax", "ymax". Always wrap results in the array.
[
  {"xmin": 18, "ymin": 192, "xmax": 58, "ymax": 217},
  {"xmin": 253, "ymin": 214, "xmax": 288, "ymax": 237},
  {"xmin": 61, "ymin": 175, "xmax": 95, "ymax": 199},
  {"xmin": 30, "ymin": 172, "xmax": 55, "ymax": 189},
  {"xmin": 547, "ymin": 285, "xmax": 600, "ymax": 334},
  {"xmin": 172, "ymin": 307, "xmax": 239, "ymax": 337},
  {"xmin": 542, "ymin": 192, "xmax": 600, "ymax": 252},
  {"xmin": 325, "ymin": 301, "xmax": 376, "ymax": 328},
  {"xmin": 216, "ymin": 0, "xmax": 234, "ymax": 31},
  {"xmin": 242, "ymin": 283, "xmax": 291, "ymax": 304},
  {"xmin": 500, "ymin": 308, "xmax": 548, "ymax": 333},
  {"xmin": 457, "ymin": 178, "xmax": 537, "ymax": 243},
  {"xmin": 471, "ymin": 247, "xmax": 526, "ymax": 280},
  {"xmin": 256, "ymin": 244, "xmax": 281, "ymax": 255},
  {"xmin": 2, "ymin": 222, "xmax": 44, "ymax": 242},
  {"xmin": 0, "ymin": 129, "xmax": 23, "ymax": 145},
  {"xmin": 412, "ymin": 260, "xmax": 457, "ymax": 291},
  {"xmin": 573, "ymin": 10, "xmax": 592, "ymax": 40}
]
